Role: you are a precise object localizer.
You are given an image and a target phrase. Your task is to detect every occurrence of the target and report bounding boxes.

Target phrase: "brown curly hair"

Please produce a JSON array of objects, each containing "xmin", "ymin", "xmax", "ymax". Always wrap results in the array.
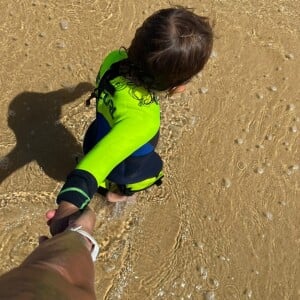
[{"xmin": 121, "ymin": 7, "xmax": 213, "ymax": 91}]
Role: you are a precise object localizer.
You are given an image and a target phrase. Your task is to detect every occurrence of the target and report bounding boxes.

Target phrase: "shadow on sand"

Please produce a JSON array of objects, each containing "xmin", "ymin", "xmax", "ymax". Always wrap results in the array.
[{"xmin": 0, "ymin": 82, "xmax": 94, "ymax": 184}]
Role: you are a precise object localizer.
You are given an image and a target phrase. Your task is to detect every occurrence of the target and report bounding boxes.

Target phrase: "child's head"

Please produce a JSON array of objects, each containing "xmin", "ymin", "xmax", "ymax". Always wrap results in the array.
[{"xmin": 126, "ymin": 7, "xmax": 213, "ymax": 91}]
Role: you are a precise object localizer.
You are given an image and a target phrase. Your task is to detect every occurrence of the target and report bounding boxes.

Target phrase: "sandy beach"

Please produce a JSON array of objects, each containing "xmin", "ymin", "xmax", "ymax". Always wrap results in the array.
[{"xmin": 0, "ymin": 1, "xmax": 299, "ymax": 299}]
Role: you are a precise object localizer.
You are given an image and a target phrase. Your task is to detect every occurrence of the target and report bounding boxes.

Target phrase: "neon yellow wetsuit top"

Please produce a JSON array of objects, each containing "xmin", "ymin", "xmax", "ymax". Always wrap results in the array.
[{"xmin": 57, "ymin": 50, "xmax": 163, "ymax": 209}]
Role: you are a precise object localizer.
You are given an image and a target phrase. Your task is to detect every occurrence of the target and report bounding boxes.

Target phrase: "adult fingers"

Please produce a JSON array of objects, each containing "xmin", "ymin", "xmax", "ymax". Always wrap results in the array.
[
  {"xmin": 69, "ymin": 207, "xmax": 96, "ymax": 234},
  {"xmin": 38, "ymin": 235, "xmax": 49, "ymax": 244}
]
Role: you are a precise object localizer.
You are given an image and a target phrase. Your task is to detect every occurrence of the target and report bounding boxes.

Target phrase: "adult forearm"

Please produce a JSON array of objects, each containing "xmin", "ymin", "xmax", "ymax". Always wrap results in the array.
[{"xmin": 0, "ymin": 231, "xmax": 96, "ymax": 300}]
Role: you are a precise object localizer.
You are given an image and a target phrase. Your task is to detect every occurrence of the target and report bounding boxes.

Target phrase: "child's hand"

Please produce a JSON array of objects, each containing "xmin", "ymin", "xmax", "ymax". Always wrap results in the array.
[{"xmin": 46, "ymin": 201, "xmax": 80, "ymax": 236}]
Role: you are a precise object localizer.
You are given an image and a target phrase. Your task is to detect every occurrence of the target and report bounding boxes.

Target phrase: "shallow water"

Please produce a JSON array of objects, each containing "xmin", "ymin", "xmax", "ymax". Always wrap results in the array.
[{"xmin": 0, "ymin": 0, "xmax": 299, "ymax": 299}]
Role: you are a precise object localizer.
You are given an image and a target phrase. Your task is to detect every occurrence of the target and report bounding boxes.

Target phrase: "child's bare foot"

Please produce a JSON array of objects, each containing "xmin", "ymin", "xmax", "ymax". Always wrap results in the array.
[
  {"xmin": 106, "ymin": 192, "xmax": 136, "ymax": 203},
  {"xmin": 106, "ymin": 191, "xmax": 128, "ymax": 202}
]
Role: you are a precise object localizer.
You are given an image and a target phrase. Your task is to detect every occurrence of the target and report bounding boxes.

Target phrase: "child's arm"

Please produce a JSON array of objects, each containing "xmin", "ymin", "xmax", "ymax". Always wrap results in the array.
[
  {"xmin": 51, "ymin": 98, "xmax": 159, "ymax": 234},
  {"xmin": 77, "ymin": 111, "xmax": 160, "ymax": 186},
  {"xmin": 52, "ymin": 116, "xmax": 158, "ymax": 210}
]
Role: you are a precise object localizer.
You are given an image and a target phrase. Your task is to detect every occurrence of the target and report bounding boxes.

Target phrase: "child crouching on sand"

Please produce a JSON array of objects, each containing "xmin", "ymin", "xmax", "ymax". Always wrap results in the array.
[{"xmin": 49, "ymin": 7, "xmax": 213, "ymax": 235}]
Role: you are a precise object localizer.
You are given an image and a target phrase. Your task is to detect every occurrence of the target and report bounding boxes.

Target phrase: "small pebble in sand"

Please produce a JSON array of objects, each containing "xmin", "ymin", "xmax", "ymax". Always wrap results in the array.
[
  {"xmin": 289, "ymin": 164, "xmax": 299, "ymax": 171},
  {"xmin": 210, "ymin": 50, "xmax": 218, "ymax": 58},
  {"xmin": 264, "ymin": 211, "xmax": 273, "ymax": 220},
  {"xmin": 193, "ymin": 241, "xmax": 204, "ymax": 249},
  {"xmin": 269, "ymin": 86, "xmax": 277, "ymax": 92},
  {"xmin": 189, "ymin": 116, "xmax": 198, "ymax": 127},
  {"xmin": 244, "ymin": 289, "xmax": 253, "ymax": 298},
  {"xmin": 235, "ymin": 138, "xmax": 244, "ymax": 145},
  {"xmin": 209, "ymin": 278, "xmax": 219, "ymax": 288},
  {"xmin": 198, "ymin": 266, "xmax": 208, "ymax": 280},
  {"xmin": 237, "ymin": 161, "xmax": 246, "ymax": 170},
  {"xmin": 255, "ymin": 167, "xmax": 264, "ymax": 174},
  {"xmin": 204, "ymin": 291, "xmax": 216, "ymax": 300},
  {"xmin": 255, "ymin": 144, "xmax": 264, "ymax": 149},
  {"xmin": 39, "ymin": 32, "xmax": 46, "ymax": 37},
  {"xmin": 265, "ymin": 134, "xmax": 273, "ymax": 141},
  {"xmin": 222, "ymin": 178, "xmax": 231, "ymax": 188},
  {"xmin": 256, "ymin": 93, "xmax": 264, "ymax": 99},
  {"xmin": 278, "ymin": 200, "xmax": 287, "ymax": 206},
  {"xmin": 57, "ymin": 41, "xmax": 66, "ymax": 49},
  {"xmin": 199, "ymin": 87, "xmax": 208, "ymax": 94},
  {"xmin": 287, "ymin": 103, "xmax": 296, "ymax": 111},
  {"xmin": 60, "ymin": 20, "xmax": 69, "ymax": 30},
  {"xmin": 195, "ymin": 284, "xmax": 203, "ymax": 291},
  {"xmin": 285, "ymin": 53, "xmax": 294, "ymax": 60},
  {"xmin": 157, "ymin": 289, "xmax": 165, "ymax": 297},
  {"xmin": 290, "ymin": 126, "xmax": 298, "ymax": 133},
  {"xmin": 103, "ymin": 264, "xmax": 116, "ymax": 273}
]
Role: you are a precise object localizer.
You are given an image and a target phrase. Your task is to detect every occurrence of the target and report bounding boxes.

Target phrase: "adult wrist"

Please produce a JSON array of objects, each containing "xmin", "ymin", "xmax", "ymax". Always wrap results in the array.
[{"xmin": 68, "ymin": 226, "xmax": 99, "ymax": 262}]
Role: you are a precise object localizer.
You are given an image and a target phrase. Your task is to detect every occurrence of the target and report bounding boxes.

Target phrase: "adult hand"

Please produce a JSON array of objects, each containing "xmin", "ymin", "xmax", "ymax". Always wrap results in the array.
[
  {"xmin": 47, "ymin": 203, "xmax": 96, "ymax": 234},
  {"xmin": 0, "ymin": 207, "xmax": 98, "ymax": 300},
  {"xmin": 46, "ymin": 201, "xmax": 81, "ymax": 236}
]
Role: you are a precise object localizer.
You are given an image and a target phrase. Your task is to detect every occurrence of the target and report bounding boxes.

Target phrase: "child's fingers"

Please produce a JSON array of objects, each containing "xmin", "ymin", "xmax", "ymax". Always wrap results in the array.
[{"xmin": 46, "ymin": 209, "xmax": 56, "ymax": 221}]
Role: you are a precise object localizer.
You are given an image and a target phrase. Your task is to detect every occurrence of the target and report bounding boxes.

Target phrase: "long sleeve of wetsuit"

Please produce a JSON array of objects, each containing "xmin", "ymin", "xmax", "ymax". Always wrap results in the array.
[
  {"xmin": 56, "ymin": 50, "xmax": 160, "ymax": 209},
  {"xmin": 56, "ymin": 108, "xmax": 159, "ymax": 209},
  {"xmin": 77, "ymin": 104, "xmax": 160, "ymax": 184}
]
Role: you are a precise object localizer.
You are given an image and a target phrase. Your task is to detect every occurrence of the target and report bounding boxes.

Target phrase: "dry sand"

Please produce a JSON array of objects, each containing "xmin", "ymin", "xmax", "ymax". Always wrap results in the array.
[{"xmin": 0, "ymin": 0, "xmax": 299, "ymax": 299}]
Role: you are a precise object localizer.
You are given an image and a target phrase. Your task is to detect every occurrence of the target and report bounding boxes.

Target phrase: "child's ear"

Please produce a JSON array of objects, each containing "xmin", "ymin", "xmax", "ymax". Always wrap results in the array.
[
  {"xmin": 168, "ymin": 85, "xmax": 186, "ymax": 96},
  {"xmin": 173, "ymin": 85, "xmax": 186, "ymax": 93}
]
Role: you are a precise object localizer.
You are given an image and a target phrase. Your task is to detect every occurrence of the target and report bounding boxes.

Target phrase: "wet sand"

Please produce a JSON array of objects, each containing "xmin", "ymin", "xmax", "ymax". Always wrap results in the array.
[{"xmin": 0, "ymin": 1, "xmax": 299, "ymax": 299}]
